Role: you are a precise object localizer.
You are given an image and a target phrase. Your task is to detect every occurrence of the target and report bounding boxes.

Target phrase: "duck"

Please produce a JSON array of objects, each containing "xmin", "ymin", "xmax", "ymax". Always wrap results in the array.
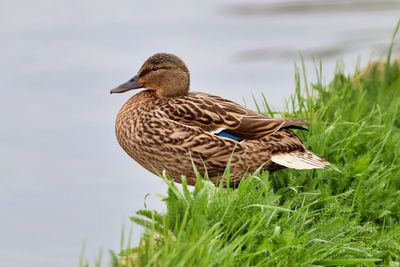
[{"xmin": 111, "ymin": 53, "xmax": 329, "ymax": 187}]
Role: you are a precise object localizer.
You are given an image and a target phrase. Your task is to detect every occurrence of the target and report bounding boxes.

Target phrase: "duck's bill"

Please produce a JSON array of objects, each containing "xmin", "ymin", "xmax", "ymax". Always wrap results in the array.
[{"xmin": 110, "ymin": 75, "xmax": 142, "ymax": 94}]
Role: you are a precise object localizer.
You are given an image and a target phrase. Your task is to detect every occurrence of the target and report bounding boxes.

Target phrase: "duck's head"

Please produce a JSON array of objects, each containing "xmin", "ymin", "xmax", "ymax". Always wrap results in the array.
[{"xmin": 110, "ymin": 53, "xmax": 190, "ymax": 98}]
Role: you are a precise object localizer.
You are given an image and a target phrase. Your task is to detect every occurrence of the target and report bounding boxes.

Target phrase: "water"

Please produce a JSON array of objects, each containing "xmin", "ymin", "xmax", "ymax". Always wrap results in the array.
[{"xmin": 0, "ymin": 0, "xmax": 398, "ymax": 266}]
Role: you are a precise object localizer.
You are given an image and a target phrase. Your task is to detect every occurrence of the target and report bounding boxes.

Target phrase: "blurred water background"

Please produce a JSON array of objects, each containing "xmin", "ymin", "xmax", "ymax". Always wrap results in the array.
[{"xmin": 1, "ymin": 0, "xmax": 399, "ymax": 266}]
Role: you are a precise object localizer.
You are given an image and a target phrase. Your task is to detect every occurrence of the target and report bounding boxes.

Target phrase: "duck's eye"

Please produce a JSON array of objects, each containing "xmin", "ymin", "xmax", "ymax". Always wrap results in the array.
[{"xmin": 152, "ymin": 66, "xmax": 159, "ymax": 71}]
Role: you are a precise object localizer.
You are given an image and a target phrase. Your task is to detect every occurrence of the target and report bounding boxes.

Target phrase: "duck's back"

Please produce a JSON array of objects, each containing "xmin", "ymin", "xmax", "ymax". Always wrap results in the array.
[{"xmin": 115, "ymin": 91, "xmax": 328, "ymax": 186}]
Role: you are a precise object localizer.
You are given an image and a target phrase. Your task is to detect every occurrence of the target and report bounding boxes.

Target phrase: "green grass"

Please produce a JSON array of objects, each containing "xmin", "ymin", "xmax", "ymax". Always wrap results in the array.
[{"xmin": 82, "ymin": 47, "xmax": 400, "ymax": 266}]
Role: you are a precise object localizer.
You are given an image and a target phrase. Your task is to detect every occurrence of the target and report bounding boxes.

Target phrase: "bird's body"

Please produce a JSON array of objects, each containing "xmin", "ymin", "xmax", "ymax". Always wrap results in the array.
[{"xmin": 112, "ymin": 53, "xmax": 329, "ymax": 187}]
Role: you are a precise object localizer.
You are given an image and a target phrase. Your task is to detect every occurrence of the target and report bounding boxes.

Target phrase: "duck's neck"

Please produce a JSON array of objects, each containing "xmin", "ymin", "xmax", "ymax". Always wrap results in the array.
[
  {"xmin": 155, "ymin": 86, "xmax": 188, "ymax": 98},
  {"xmin": 154, "ymin": 73, "xmax": 190, "ymax": 98}
]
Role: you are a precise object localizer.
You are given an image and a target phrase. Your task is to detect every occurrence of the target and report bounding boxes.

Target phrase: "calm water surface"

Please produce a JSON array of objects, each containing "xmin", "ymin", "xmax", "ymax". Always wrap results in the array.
[{"xmin": 0, "ymin": 0, "xmax": 399, "ymax": 266}]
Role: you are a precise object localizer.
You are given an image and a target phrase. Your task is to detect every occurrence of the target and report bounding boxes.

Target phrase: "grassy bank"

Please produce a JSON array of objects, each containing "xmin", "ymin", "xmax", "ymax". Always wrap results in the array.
[{"xmin": 84, "ymin": 49, "xmax": 400, "ymax": 266}]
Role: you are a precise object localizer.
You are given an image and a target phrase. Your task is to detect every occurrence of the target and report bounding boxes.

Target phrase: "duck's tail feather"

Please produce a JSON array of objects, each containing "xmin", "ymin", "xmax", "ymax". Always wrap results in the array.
[{"xmin": 270, "ymin": 150, "xmax": 329, "ymax": 169}]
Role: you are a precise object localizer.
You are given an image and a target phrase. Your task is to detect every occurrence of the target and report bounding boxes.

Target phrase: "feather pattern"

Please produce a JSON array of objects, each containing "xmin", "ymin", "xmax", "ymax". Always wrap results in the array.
[
  {"xmin": 115, "ymin": 90, "xmax": 328, "ymax": 187},
  {"xmin": 160, "ymin": 92, "xmax": 309, "ymax": 139},
  {"xmin": 112, "ymin": 53, "xmax": 329, "ymax": 187}
]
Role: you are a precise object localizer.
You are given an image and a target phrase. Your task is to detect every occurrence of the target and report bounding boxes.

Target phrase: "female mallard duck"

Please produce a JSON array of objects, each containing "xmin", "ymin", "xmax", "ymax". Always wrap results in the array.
[{"xmin": 111, "ymin": 53, "xmax": 329, "ymax": 187}]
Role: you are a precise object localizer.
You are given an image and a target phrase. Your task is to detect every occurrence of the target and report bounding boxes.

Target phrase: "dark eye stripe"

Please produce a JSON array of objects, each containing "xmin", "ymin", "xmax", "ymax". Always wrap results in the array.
[{"xmin": 139, "ymin": 66, "xmax": 172, "ymax": 77}]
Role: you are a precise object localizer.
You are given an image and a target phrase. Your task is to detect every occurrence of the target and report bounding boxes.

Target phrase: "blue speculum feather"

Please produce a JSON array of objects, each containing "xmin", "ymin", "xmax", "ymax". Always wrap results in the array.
[{"xmin": 216, "ymin": 131, "xmax": 243, "ymax": 141}]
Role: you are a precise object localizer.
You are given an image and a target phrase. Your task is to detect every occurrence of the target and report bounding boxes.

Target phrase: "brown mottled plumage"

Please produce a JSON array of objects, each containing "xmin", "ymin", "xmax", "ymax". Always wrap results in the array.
[{"xmin": 111, "ymin": 53, "xmax": 329, "ymax": 187}]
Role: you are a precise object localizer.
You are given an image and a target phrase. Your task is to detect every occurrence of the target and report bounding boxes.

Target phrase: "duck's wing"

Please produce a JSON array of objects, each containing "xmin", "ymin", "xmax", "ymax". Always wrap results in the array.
[{"xmin": 160, "ymin": 92, "xmax": 309, "ymax": 140}]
